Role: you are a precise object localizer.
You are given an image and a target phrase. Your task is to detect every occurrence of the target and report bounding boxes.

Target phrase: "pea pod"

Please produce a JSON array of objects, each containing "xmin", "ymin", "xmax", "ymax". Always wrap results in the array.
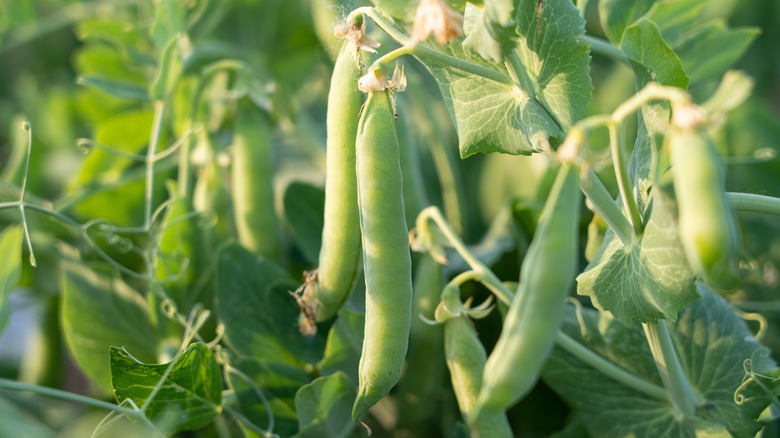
[
  {"xmin": 231, "ymin": 105, "xmax": 281, "ymax": 261},
  {"xmin": 445, "ymin": 314, "xmax": 513, "ymax": 438},
  {"xmin": 307, "ymin": 40, "xmax": 365, "ymax": 322},
  {"xmin": 669, "ymin": 126, "xmax": 738, "ymax": 289},
  {"xmin": 352, "ymin": 90, "xmax": 413, "ymax": 421},
  {"xmin": 472, "ymin": 163, "xmax": 581, "ymax": 419}
]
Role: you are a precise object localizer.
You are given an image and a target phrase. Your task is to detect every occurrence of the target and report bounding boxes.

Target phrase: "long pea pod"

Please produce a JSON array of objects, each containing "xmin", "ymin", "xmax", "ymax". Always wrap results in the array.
[
  {"xmin": 472, "ymin": 163, "xmax": 581, "ymax": 420},
  {"xmin": 231, "ymin": 105, "xmax": 281, "ymax": 261},
  {"xmin": 352, "ymin": 90, "xmax": 414, "ymax": 421},
  {"xmin": 669, "ymin": 125, "xmax": 738, "ymax": 289},
  {"xmin": 305, "ymin": 40, "xmax": 365, "ymax": 322}
]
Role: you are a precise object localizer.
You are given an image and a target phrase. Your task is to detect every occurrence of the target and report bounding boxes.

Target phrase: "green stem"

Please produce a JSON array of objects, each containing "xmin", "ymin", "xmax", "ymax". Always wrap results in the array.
[
  {"xmin": 580, "ymin": 169, "xmax": 633, "ymax": 246},
  {"xmin": 608, "ymin": 123, "xmax": 643, "ymax": 236},
  {"xmin": 144, "ymin": 100, "xmax": 167, "ymax": 231},
  {"xmin": 352, "ymin": 7, "xmax": 514, "ymax": 86},
  {"xmin": 611, "ymin": 83, "xmax": 688, "ymax": 123},
  {"xmin": 421, "ymin": 206, "xmax": 512, "ymax": 305},
  {"xmin": 582, "ymin": 35, "xmax": 628, "ymax": 66},
  {"xmin": 370, "ymin": 45, "xmax": 414, "ymax": 72},
  {"xmin": 505, "ymin": 52, "xmax": 538, "ymax": 99},
  {"xmin": 555, "ymin": 332, "xmax": 668, "ymax": 401},
  {"xmin": 728, "ymin": 192, "xmax": 780, "ymax": 217},
  {"xmin": 19, "ymin": 122, "xmax": 36, "ymax": 266},
  {"xmin": 0, "ymin": 378, "xmax": 149, "ymax": 421},
  {"xmin": 642, "ymin": 321, "xmax": 699, "ymax": 415}
]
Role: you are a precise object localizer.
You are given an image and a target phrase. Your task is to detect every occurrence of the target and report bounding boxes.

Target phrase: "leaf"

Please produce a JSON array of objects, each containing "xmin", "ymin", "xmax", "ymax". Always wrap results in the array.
[
  {"xmin": 620, "ymin": 19, "xmax": 689, "ymax": 89},
  {"xmin": 229, "ymin": 357, "xmax": 311, "ymax": 438},
  {"xmin": 462, "ymin": 1, "xmax": 518, "ymax": 63},
  {"xmin": 77, "ymin": 75, "xmax": 150, "ymax": 101},
  {"xmin": 317, "ymin": 308, "xmax": 365, "ymax": 383},
  {"xmin": 543, "ymin": 285, "xmax": 777, "ymax": 437},
  {"xmin": 643, "ymin": 0, "xmax": 707, "ymax": 45},
  {"xmin": 599, "ymin": 0, "xmax": 656, "ymax": 44},
  {"xmin": 282, "ymin": 181, "xmax": 325, "ymax": 266},
  {"xmin": 216, "ymin": 243, "xmax": 325, "ymax": 367},
  {"xmin": 149, "ymin": 35, "xmax": 184, "ymax": 100},
  {"xmin": 0, "ymin": 395, "xmax": 55, "ymax": 438},
  {"xmin": 0, "ymin": 226, "xmax": 23, "ymax": 333},
  {"xmin": 110, "ymin": 343, "xmax": 222, "ymax": 434},
  {"xmin": 673, "ymin": 22, "xmax": 759, "ymax": 84},
  {"xmin": 577, "ymin": 187, "xmax": 699, "ymax": 323},
  {"xmin": 369, "ymin": 0, "xmax": 417, "ymax": 21},
  {"xmin": 293, "ymin": 372, "xmax": 357, "ymax": 438},
  {"xmin": 60, "ymin": 258, "xmax": 160, "ymax": 392},
  {"xmin": 419, "ymin": 0, "xmax": 591, "ymax": 157}
]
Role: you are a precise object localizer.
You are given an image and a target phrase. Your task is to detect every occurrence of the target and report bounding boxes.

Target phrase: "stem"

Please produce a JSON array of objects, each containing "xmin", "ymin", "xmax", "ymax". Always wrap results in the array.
[
  {"xmin": 580, "ymin": 169, "xmax": 633, "ymax": 246},
  {"xmin": 728, "ymin": 192, "xmax": 780, "ymax": 217},
  {"xmin": 353, "ymin": 7, "xmax": 514, "ymax": 86},
  {"xmin": 369, "ymin": 45, "xmax": 414, "ymax": 72},
  {"xmin": 144, "ymin": 100, "xmax": 167, "ymax": 230},
  {"xmin": 608, "ymin": 123, "xmax": 643, "ymax": 236},
  {"xmin": 555, "ymin": 332, "xmax": 668, "ymax": 401},
  {"xmin": 505, "ymin": 52, "xmax": 538, "ymax": 99},
  {"xmin": 19, "ymin": 122, "xmax": 36, "ymax": 266},
  {"xmin": 642, "ymin": 321, "xmax": 699, "ymax": 415},
  {"xmin": 0, "ymin": 378, "xmax": 147, "ymax": 419},
  {"xmin": 611, "ymin": 83, "xmax": 688, "ymax": 123},
  {"xmin": 420, "ymin": 206, "xmax": 512, "ymax": 304},
  {"xmin": 583, "ymin": 35, "xmax": 628, "ymax": 66}
]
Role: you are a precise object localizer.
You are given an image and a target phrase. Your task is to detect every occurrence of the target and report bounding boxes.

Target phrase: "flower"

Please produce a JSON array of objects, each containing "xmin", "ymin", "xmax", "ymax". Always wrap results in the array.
[
  {"xmin": 335, "ymin": 16, "xmax": 380, "ymax": 54},
  {"xmin": 357, "ymin": 64, "xmax": 407, "ymax": 94},
  {"xmin": 411, "ymin": 0, "xmax": 463, "ymax": 45}
]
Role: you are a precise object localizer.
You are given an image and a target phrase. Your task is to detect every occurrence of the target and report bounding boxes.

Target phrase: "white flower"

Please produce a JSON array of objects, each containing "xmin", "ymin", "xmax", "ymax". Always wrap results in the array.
[
  {"xmin": 357, "ymin": 64, "xmax": 407, "ymax": 94},
  {"xmin": 411, "ymin": 0, "xmax": 463, "ymax": 45}
]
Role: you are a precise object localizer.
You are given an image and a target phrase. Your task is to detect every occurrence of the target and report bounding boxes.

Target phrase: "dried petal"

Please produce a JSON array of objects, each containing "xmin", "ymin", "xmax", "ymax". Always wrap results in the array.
[
  {"xmin": 358, "ymin": 69, "xmax": 389, "ymax": 93},
  {"xmin": 411, "ymin": 0, "xmax": 463, "ymax": 45},
  {"xmin": 388, "ymin": 64, "xmax": 407, "ymax": 93},
  {"xmin": 336, "ymin": 17, "xmax": 381, "ymax": 54}
]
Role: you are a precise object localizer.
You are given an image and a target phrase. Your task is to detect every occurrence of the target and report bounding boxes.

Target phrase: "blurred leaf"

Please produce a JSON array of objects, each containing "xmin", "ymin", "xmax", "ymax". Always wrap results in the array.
[
  {"xmin": 110, "ymin": 343, "xmax": 222, "ymax": 434},
  {"xmin": 577, "ymin": 187, "xmax": 698, "ymax": 323},
  {"xmin": 0, "ymin": 395, "xmax": 55, "ymax": 438},
  {"xmin": 644, "ymin": 0, "xmax": 707, "ymax": 45},
  {"xmin": 283, "ymin": 182, "xmax": 325, "ymax": 265},
  {"xmin": 317, "ymin": 308, "xmax": 365, "ymax": 383},
  {"xmin": 61, "ymin": 256, "xmax": 161, "ymax": 392},
  {"xmin": 620, "ymin": 18, "xmax": 689, "ymax": 89},
  {"xmin": 673, "ymin": 22, "xmax": 759, "ymax": 84},
  {"xmin": 150, "ymin": 0, "xmax": 187, "ymax": 49},
  {"xmin": 702, "ymin": 70, "xmax": 754, "ymax": 115},
  {"xmin": 369, "ymin": 0, "xmax": 417, "ymax": 21},
  {"xmin": 0, "ymin": 226, "xmax": 23, "ymax": 334},
  {"xmin": 77, "ymin": 75, "xmax": 150, "ymax": 101},
  {"xmin": 599, "ymin": 0, "xmax": 656, "ymax": 44},
  {"xmin": 544, "ymin": 285, "xmax": 777, "ymax": 437},
  {"xmin": 229, "ymin": 357, "xmax": 311, "ymax": 437},
  {"xmin": 216, "ymin": 243, "xmax": 325, "ymax": 367},
  {"xmin": 293, "ymin": 372, "xmax": 357, "ymax": 438}
]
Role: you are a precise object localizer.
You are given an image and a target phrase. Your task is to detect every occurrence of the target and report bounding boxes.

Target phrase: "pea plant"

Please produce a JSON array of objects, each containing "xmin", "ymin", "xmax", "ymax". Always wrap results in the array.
[{"xmin": 1, "ymin": 0, "xmax": 779, "ymax": 437}]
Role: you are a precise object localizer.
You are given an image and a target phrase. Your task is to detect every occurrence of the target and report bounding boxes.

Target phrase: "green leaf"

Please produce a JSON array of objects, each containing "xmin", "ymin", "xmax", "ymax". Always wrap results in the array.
[
  {"xmin": 61, "ymin": 257, "xmax": 160, "ymax": 392},
  {"xmin": 643, "ymin": 0, "xmax": 708, "ymax": 45},
  {"xmin": 293, "ymin": 372, "xmax": 357, "ymax": 438},
  {"xmin": 369, "ymin": 0, "xmax": 417, "ymax": 21},
  {"xmin": 577, "ymin": 187, "xmax": 699, "ymax": 323},
  {"xmin": 0, "ymin": 226, "xmax": 23, "ymax": 333},
  {"xmin": 229, "ymin": 357, "xmax": 311, "ymax": 438},
  {"xmin": 544, "ymin": 286, "xmax": 776, "ymax": 437},
  {"xmin": 599, "ymin": 0, "xmax": 656, "ymax": 44},
  {"xmin": 282, "ymin": 182, "xmax": 325, "ymax": 266},
  {"xmin": 462, "ymin": 1, "xmax": 517, "ymax": 63},
  {"xmin": 421, "ymin": 0, "xmax": 591, "ymax": 157},
  {"xmin": 216, "ymin": 243, "xmax": 325, "ymax": 367},
  {"xmin": 110, "ymin": 343, "xmax": 222, "ymax": 434},
  {"xmin": 620, "ymin": 19, "xmax": 689, "ymax": 89},
  {"xmin": 149, "ymin": 0, "xmax": 187, "ymax": 49},
  {"xmin": 0, "ymin": 395, "xmax": 55, "ymax": 438},
  {"xmin": 77, "ymin": 75, "xmax": 150, "ymax": 101},
  {"xmin": 673, "ymin": 23, "xmax": 759, "ymax": 84},
  {"xmin": 317, "ymin": 308, "xmax": 365, "ymax": 383}
]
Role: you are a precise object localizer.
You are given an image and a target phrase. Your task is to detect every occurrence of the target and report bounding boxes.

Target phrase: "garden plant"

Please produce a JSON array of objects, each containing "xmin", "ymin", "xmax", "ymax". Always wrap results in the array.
[{"xmin": 1, "ymin": 0, "xmax": 780, "ymax": 437}]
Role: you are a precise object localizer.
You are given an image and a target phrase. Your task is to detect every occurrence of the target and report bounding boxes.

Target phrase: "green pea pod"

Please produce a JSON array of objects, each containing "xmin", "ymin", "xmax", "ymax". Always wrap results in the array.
[
  {"xmin": 473, "ymin": 163, "xmax": 581, "ymax": 419},
  {"xmin": 307, "ymin": 41, "xmax": 365, "ymax": 322},
  {"xmin": 231, "ymin": 105, "xmax": 281, "ymax": 261},
  {"xmin": 398, "ymin": 254, "xmax": 446, "ymax": 430},
  {"xmin": 352, "ymin": 90, "xmax": 414, "ymax": 421},
  {"xmin": 446, "ymin": 315, "xmax": 513, "ymax": 438},
  {"xmin": 670, "ymin": 127, "xmax": 738, "ymax": 289}
]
